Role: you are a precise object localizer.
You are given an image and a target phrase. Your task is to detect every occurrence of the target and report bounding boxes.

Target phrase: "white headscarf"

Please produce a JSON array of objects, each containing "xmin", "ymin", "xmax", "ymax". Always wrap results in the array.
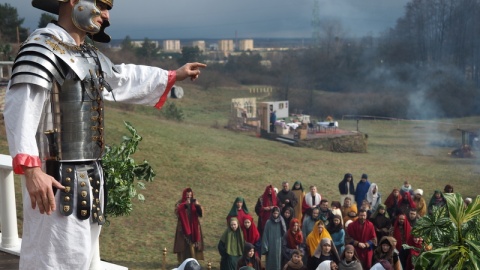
[
  {"xmin": 316, "ymin": 260, "xmax": 333, "ymax": 270},
  {"xmin": 366, "ymin": 183, "xmax": 379, "ymax": 209}
]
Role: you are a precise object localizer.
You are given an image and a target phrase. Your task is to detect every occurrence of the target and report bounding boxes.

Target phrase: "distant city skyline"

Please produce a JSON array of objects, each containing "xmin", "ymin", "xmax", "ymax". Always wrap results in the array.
[{"xmin": 3, "ymin": 0, "xmax": 410, "ymax": 40}]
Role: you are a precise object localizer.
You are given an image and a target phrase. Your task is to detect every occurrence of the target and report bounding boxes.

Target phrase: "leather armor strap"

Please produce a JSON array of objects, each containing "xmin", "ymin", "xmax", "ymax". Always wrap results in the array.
[
  {"xmin": 59, "ymin": 164, "xmax": 75, "ymax": 216},
  {"xmin": 76, "ymin": 167, "xmax": 91, "ymax": 220},
  {"xmin": 89, "ymin": 162, "xmax": 105, "ymax": 225}
]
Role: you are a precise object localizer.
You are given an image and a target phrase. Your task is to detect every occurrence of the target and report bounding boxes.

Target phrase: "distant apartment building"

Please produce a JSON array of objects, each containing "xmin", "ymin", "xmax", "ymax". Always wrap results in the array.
[
  {"xmin": 238, "ymin": 39, "xmax": 254, "ymax": 51},
  {"xmin": 192, "ymin": 40, "xmax": 206, "ymax": 52},
  {"xmin": 131, "ymin": 40, "xmax": 159, "ymax": 48},
  {"xmin": 163, "ymin": 40, "xmax": 181, "ymax": 52},
  {"xmin": 218, "ymin": 39, "xmax": 234, "ymax": 53}
]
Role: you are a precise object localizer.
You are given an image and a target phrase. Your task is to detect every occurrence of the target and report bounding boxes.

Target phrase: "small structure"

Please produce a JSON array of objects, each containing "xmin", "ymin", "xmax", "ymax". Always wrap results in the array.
[{"xmin": 450, "ymin": 129, "xmax": 478, "ymax": 158}]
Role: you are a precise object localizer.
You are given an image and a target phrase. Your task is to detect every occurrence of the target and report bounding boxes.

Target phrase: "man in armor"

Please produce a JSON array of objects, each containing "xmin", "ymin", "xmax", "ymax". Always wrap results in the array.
[{"xmin": 4, "ymin": 0, "xmax": 206, "ymax": 269}]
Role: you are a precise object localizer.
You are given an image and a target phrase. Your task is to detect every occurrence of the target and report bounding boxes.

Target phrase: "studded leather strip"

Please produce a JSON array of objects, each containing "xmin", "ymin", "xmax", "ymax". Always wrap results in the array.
[
  {"xmin": 89, "ymin": 162, "xmax": 105, "ymax": 225},
  {"xmin": 59, "ymin": 164, "xmax": 74, "ymax": 216},
  {"xmin": 76, "ymin": 167, "xmax": 91, "ymax": 220}
]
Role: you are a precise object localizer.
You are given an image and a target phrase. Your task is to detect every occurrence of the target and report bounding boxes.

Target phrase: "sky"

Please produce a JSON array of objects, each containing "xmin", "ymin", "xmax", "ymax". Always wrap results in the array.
[{"xmin": 2, "ymin": 0, "xmax": 410, "ymax": 40}]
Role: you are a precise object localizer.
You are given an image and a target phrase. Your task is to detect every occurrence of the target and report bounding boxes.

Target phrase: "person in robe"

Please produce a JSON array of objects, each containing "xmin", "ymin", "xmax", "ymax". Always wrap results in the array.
[
  {"xmin": 278, "ymin": 181, "xmax": 299, "ymax": 217},
  {"xmin": 330, "ymin": 201, "xmax": 344, "ymax": 226},
  {"xmin": 306, "ymin": 220, "xmax": 332, "ymax": 258},
  {"xmin": 398, "ymin": 192, "xmax": 416, "ymax": 216},
  {"xmin": 341, "ymin": 197, "xmax": 358, "ymax": 225},
  {"xmin": 255, "ymin": 184, "xmax": 279, "ymax": 236},
  {"xmin": 316, "ymin": 260, "xmax": 339, "ymax": 270},
  {"xmin": 241, "ymin": 214, "xmax": 261, "ymax": 256},
  {"xmin": 346, "ymin": 209, "xmax": 376, "ymax": 269},
  {"xmin": 369, "ymin": 204, "xmax": 391, "ymax": 242},
  {"xmin": 282, "ymin": 218, "xmax": 305, "ymax": 266},
  {"xmin": 218, "ymin": 217, "xmax": 245, "ymax": 270},
  {"xmin": 365, "ymin": 183, "xmax": 381, "ymax": 213},
  {"xmin": 327, "ymin": 215, "xmax": 345, "ymax": 255},
  {"xmin": 172, "ymin": 258, "xmax": 202, "ymax": 270},
  {"xmin": 338, "ymin": 173, "xmax": 355, "ymax": 204},
  {"xmin": 309, "ymin": 238, "xmax": 340, "ymax": 270},
  {"xmin": 443, "ymin": 184, "xmax": 454, "ymax": 194},
  {"xmin": 412, "ymin": 189, "xmax": 427, "ymax": 217},
  {"xmin": 227, "ymin": 197, "xmax": 250, "ymax": 226},
  {"xmin": 318, "ymin": 199, "xmax": 335, "ymax": 227},
  {"xmin": 236, "ymin": 242, "xmax": 262, "ymax": 270},
  {"xmin": 302, "ymin": 186, "xmax": 322, "ymax": 219},
  {"xmin": 372, "ymin": 236, "xmax": 401, "ymax": 270},
  {"xmin": 292, "ymin": 181, "xmax": 306, "ymax": 221},
  {"xmin": 282, "ymin": 206, "xmax": 295, "ymax": 230},
  {"xmin": 427, "ymin": 190, "xmax": 447, "ymax": 215},
  {"xmin": 261, "ymin": 206, "xmax": 287, "ymax": 270},
  {"xmin": 302, "ymin": 207, "xmax": 321, "ymax": 242},
  {"xmin": 283, "ymin": 249, "xmax": 307, "ymax": 270},
  {"xmin": 354, "ymin": 174, "xmax": 370, "ymax": 207},
  {"xmin": 337, "ymin": 244, "xmax": 362, "ymax": 270},
  {"xmin": 174, "ymin": 188, "xmax": 205, "ymax": 263},
  {"xmin": 384, "ymin": 188, "xmax": 402, "ymax": 222},
  {"xmin": 392, "ymin": 214, "xmax": 411, "ymax": 269},
  {"xmin": 405, "ymin": 235, "xmax": 423, "ymax": 270}
]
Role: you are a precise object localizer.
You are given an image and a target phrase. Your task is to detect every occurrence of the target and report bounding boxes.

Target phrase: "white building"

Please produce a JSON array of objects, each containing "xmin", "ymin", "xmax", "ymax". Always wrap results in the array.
[
  {"xmin": 218, "ymin": 40, "xmax": 234, "ymax": 53},
  {"xmin": 163, "ymin": 40, "xmax": 181, "ymax": 52},
  {"xmin": 192, "ymin": 40, "xmax": 206, "ymax": 52},
  {"xmin": 239, "ymin": 39, "xmax": 254, "ymax": 51}
]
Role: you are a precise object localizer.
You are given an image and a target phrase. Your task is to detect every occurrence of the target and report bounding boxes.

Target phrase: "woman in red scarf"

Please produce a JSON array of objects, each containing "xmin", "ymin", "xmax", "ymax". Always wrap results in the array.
[
  {"xmin": 398, "ymin": 192, "xmax": 416, "ymax": 216},
  {"xmin": 282, "ymin": 218, "xmax": 305, "ymax": 266},
  {"xmin": 254, "ymin": 184, "xmax": 279, "ymax": 235},
  {"xmin": 241, "ymin": 214, "xmax": 261, "ymax": 255},
  {"xmin": 173, "ymin": 188, "xmax": 204, "ymax": 263}
]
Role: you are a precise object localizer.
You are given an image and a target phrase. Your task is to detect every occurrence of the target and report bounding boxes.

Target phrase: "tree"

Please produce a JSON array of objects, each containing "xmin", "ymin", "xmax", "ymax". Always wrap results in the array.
[
  {"xmin": 0, "ymin": 4, "xmax": 28, "ymax": 43},
  {"xmin": 179, "ymin": 46, "xmax": 202, "ymax": 65},
  {"xmin": 38, "ymin": 13, "xmax": 57, "ymax": 28},
  {"xmin": 120, "ymin": 35, "xmax": 135, "ymax": 52},
  {"xmin": 412, "ymin": 193, "xmax": 480, "ymax": 270},
  {"xmin": 136, "ymin": 38, "xmax": 159, "ymax": 64}
]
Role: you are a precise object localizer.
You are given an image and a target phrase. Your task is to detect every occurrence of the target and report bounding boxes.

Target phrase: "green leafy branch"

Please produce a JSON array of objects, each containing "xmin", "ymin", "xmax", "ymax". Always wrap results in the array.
[{"xmin": 102, "ymin": 121, "xmax": 155, "ymax": 221}]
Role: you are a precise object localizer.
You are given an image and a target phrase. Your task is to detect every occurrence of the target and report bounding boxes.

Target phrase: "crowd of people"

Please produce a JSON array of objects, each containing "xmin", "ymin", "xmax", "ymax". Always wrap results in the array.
[{"xmin": 173, "ymin": 174, "xmax": 473, "ymax": 270}]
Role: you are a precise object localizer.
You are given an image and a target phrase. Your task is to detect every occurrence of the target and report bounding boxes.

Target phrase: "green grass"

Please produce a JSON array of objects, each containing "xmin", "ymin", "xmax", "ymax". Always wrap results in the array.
[{"xmin": 3, "ymin": 85, "xmax": 480, "ymax": 269}]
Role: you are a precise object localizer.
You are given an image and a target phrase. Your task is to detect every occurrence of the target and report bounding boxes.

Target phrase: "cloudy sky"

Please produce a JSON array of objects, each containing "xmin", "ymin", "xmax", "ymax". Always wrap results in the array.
[{"xmin": 4, "ymin": 0, "xmax": 410, "ymax": 40}]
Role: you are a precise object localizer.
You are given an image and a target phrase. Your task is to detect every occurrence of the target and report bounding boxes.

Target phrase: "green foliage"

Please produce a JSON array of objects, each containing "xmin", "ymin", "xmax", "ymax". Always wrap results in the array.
[
  {"xmin": 38, "ymin": 13, "xmax": 56, "ymax": 28},
  {"xmin": 0, "ymin": 3, "xmax": 28, "ymax": 42},
  {"xmin": 102, "ymin": 121, "xmax": 155, "ymax": 220},
  {"xmin": 179, "ymin": 46, "xmax": 202, "ymax": 64},
  {"xmin": 161, "ymin": 101, "xmax": 184, "ymax": 121},
  {"xmin": 413, "ymin": 193, "xmax": 480, "ymax": 270}
]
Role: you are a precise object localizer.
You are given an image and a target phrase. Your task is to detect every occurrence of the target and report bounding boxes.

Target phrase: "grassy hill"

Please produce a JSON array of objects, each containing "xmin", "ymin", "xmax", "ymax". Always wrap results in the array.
[{"xmin": 2, "ymin": 84, "xmax": 480, "ymax": 269}]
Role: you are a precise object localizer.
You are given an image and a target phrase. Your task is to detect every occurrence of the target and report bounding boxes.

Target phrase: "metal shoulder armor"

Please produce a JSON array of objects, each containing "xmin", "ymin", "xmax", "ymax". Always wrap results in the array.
[{"xmin": 10, "ymin": 33, "xmax": 115, "ymax": 90}]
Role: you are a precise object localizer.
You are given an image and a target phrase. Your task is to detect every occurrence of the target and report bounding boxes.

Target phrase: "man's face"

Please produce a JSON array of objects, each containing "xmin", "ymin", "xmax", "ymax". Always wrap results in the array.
[
  {"xmin": 415, "ymin": 193, "xmax": 422, "ymax": 199},
  {"xmin": 312, "ymin": 209, "xmax": 320, "ymax": 219},
  {"xmin": 244, "ymin": 219, "xmax": 251, "ymax": 229},
  {"xmin": 409, "ymin": 211, "xmax": 417, "ymax": 220},
  {"xmin": 283, "ymin": 183, "xmax": 289, "ymax": 191},
  {"xmin": 358, "ymin": 212, "xmax": 367, "ymax": 222},
  {"xmin": 344, "ymin": 198, "xmax": 351, "ymax": 207},
  {"xmin": 398, "ymin": 215, "xmax": 406, "ymax": 225},
  {"xmin": 361, "ymin": 178, "xmax": 367, "ymax": 182},
  {"xmin": 236, "ymin": 200, "xmax": 243, "ymax": 209},
  {"xmin": 292, "ymin": 254, "xmax": 301, "ymax": 263},
  {"xmin": 320, "ymin": 201, "xmax": 329, "ymax": 211},
  {"xmin": 310, "ymin": 186, "xmax": 317, "ymax": 195},
  {"xmin": 268, "ymin": 187, "xmax": 272, "ymax": 194}
]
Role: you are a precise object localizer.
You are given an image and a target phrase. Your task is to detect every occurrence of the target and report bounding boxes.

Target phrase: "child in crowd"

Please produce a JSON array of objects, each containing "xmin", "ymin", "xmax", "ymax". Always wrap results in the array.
[{"xmin": 283, "ymin": 249, "xmax": 307, "ymax": 270}]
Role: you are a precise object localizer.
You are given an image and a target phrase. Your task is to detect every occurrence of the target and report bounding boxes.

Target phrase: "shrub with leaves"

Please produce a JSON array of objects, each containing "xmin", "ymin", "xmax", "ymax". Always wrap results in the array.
[
  {"xmin": 412, "ymin": 193, "xmax": 480, "ymax": 270},
  {"xmin": 162, "ymin": 101, "xmax": 184, "ymax": 121},
  {"xmin": 102, "ymin": 121, "xmax": 155, "ymax": 221}
]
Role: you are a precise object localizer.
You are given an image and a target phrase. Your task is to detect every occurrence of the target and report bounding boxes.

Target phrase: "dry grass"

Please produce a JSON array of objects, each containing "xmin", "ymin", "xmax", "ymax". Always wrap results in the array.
[{"xmin": 2, "ymin": 85, "xmax": 480, "ymax": 269}]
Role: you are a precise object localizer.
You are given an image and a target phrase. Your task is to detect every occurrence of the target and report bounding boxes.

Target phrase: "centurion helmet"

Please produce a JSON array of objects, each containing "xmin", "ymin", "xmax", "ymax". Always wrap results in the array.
[{"xmin": 31, "ymin": 0, "xmax": 114, "ymax": 43}]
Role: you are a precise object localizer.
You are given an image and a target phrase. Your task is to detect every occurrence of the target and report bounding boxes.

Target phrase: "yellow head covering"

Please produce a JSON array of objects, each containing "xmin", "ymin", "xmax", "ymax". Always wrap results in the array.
[{"xmin": 306, "ymin": 220, "xmax": 332, "ymax": 256}]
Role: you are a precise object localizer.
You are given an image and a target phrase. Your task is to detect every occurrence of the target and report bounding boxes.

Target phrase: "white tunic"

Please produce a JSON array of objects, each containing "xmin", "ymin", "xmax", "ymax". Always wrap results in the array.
[{"xmin": 4, "ymin": 23, "xmax": 175, "ymax": 270}]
